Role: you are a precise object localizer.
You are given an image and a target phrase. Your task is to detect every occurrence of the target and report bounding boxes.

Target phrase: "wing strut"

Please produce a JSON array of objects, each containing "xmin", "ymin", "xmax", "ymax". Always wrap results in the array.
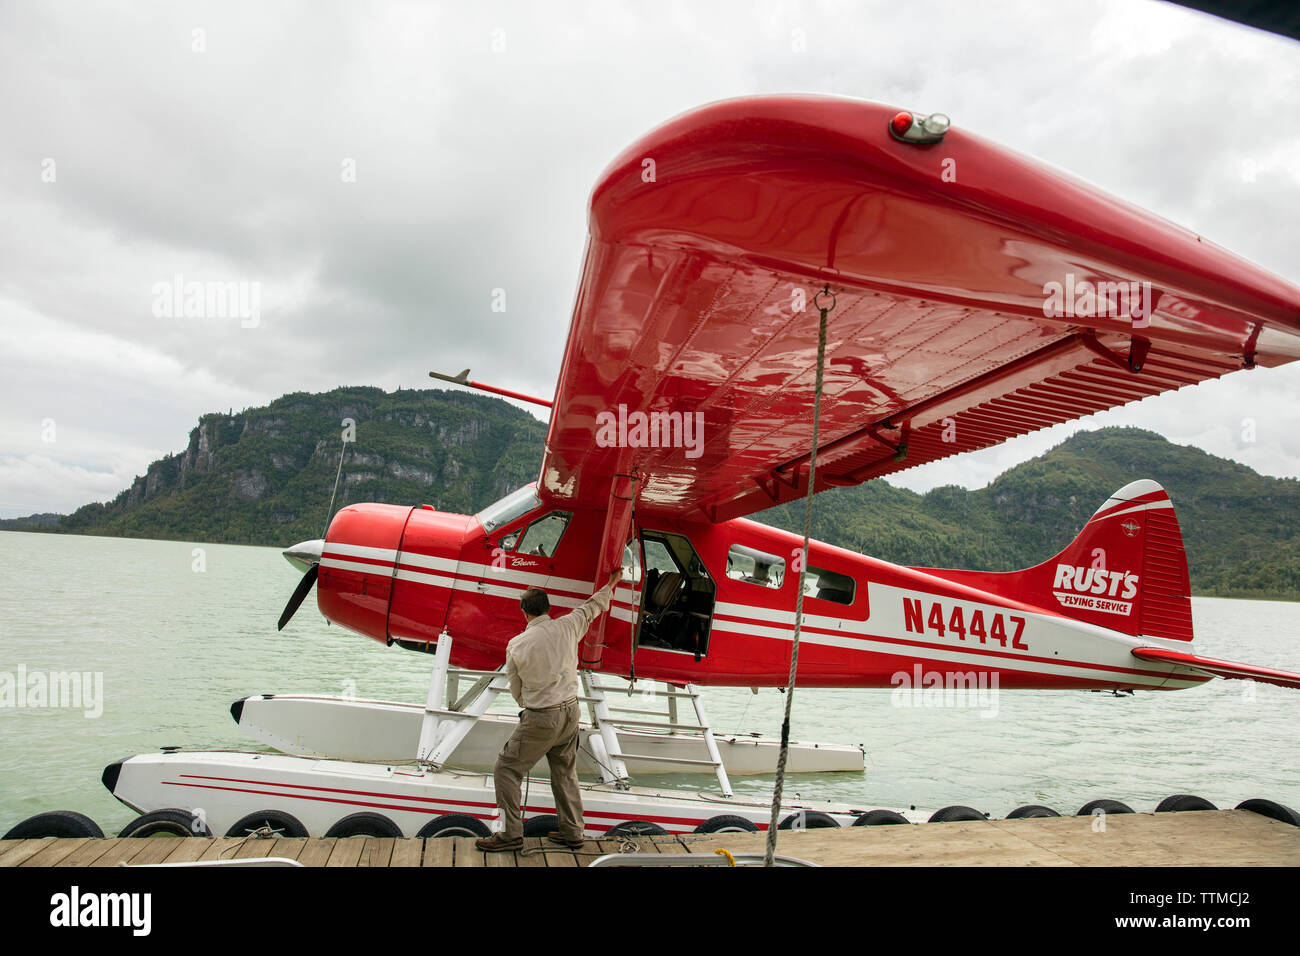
[{"xmin": 579, "ymin": 472, "xmax": 638, "ymax": 669}]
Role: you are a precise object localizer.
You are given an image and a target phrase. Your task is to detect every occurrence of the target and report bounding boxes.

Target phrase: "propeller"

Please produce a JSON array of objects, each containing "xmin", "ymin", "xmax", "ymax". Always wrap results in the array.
[
  {"xmin": 277, "ymin": 420, "xmax": 348, "ymax": 632},
  {"xmin": 277, "ymin": 538, "xmax": 323, "ymax": 631}
]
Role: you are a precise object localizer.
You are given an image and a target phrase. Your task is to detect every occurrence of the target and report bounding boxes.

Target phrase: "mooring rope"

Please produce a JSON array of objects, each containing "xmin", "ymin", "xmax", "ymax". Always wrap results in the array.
[{"xmin": 763, "ymin": 285, "xmax": 833, "ymax": 867}]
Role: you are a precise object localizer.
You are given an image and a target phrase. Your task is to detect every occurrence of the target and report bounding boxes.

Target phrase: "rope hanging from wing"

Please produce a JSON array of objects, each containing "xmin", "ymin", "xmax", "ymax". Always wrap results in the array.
[{"xmin": 763, "ymin": 285, "xmax": 834, "ymax": 866}]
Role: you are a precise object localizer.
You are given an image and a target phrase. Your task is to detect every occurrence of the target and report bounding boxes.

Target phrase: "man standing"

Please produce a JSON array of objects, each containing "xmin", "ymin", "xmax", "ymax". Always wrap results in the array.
[{"xmin": 475, "ymin": 566, "xmax": 622, "ymax": 852}]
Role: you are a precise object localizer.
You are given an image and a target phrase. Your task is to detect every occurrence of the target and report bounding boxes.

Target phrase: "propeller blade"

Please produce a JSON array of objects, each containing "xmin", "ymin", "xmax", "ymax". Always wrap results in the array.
[{"xmin": 277, "ymin": 563, "xmax": 319, "ymax": 631}]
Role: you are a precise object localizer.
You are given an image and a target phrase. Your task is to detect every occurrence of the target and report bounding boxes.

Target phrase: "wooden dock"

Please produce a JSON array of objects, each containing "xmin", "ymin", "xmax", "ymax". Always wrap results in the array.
[{"xmin": 2, "ymin": 810, "xmax": 1296, "ymax": 867}]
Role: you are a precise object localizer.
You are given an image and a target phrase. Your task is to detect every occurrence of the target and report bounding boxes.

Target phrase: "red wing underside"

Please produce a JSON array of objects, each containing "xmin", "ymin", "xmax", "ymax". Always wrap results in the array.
[
  {"xmin": 1132, "ymin": 646, "xmax": 1300, "ymax": 690},
  {"xmin": 539, "ymin": 96, "xmax": 1300, "ymax": 523}
]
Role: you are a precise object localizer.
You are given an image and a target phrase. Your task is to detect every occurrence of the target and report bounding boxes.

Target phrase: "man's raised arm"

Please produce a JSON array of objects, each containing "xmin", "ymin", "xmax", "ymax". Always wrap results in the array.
[{"xmin": 562, "ymin": 567, "xmax": 622, "ymax": 642}]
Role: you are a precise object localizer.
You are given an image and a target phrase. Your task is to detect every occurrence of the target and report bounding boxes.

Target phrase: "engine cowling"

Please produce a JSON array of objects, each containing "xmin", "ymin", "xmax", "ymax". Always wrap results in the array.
[
  {"xmin": 317, "ymin": 503, "xmax": 476, "ymax": 646},
  {"xmin": 317, "ymin": 503, "xmax": 412, "ymax": 644}
]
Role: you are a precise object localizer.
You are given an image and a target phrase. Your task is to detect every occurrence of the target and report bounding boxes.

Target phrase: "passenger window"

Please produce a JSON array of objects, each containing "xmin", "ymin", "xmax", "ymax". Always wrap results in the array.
[
  {"xmin": 802, "ymin": 566, "xmax": 856, "ymax": 605},
  {"xmin": 514, "ymin": 512, "xmax": 571, "ymax": 558},
  {"xmin": 727, "ymin": 544, "xmax": 786, "ymax": 590}
]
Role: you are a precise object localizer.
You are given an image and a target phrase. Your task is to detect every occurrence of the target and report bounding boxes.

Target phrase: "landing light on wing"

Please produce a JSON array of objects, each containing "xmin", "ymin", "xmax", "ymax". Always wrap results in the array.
[{"xmin": 889, "ymin": 110, "xmax": 950, "ymax": 144}]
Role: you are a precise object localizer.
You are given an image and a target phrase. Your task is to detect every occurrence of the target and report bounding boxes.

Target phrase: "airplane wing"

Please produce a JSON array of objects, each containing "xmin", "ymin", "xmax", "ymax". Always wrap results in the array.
[
  {"xmin": 539, "ymin": 95, "xmax": 1300, "ymax": 527},
  {"xmin": 1132, "ymin": 647, "xmax": 1300, "ymax": 690}
]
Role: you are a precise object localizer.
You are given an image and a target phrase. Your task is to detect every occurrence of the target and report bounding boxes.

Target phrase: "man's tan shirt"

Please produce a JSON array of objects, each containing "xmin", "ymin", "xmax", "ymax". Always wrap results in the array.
[{"xmin": 505, "ymin": 583, "xmax": 615, "ymax": 709}]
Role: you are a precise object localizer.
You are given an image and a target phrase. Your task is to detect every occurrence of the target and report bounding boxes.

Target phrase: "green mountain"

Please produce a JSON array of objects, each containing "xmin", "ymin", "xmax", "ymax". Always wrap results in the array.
[
  {"xmin": 7, "ymin": 388, "xmax": 1298, "ymax": 600},
  {"xmin": 756, "ymin": 428, "xmax": 1300, "ymax": 600},
  {"xmin": 35, "ymin": 386, "xmax": 547, "ymax": 547}
]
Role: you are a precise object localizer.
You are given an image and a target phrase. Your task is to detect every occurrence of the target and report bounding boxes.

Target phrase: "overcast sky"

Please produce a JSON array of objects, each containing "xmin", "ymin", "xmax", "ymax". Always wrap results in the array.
[{"xmin": 2, "ymin": 0, "xmax": 1298, "ymax": 518}]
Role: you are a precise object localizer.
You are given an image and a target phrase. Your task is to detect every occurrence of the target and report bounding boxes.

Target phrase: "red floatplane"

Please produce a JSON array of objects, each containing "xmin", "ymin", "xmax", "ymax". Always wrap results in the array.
[{"xmin": 104, "ymin": 95, "xmax": 1300, "ymax": 839}]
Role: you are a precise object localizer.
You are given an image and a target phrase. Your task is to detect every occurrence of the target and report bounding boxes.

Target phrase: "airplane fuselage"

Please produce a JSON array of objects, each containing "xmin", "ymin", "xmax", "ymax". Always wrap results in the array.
[{"xmin": 313, "ymin": 490, "xmax": 1206, "ymax": 693}]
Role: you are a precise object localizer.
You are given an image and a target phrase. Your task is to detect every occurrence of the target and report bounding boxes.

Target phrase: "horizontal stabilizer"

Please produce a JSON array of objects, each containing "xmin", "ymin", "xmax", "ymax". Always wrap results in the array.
[{"xmin": 1132, "ymin": 646, "xmax": 1300, "ymax": 690}]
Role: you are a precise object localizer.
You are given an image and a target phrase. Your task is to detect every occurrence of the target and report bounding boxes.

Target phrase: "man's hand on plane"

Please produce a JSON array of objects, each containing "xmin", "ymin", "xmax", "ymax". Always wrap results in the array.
[{"xmin": 608, "ymin": 567, "xmax": 623, "ymax": 589}]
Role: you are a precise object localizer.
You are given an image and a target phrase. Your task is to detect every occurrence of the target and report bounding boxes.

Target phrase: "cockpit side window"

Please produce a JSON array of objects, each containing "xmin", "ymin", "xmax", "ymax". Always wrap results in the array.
[{"xmin": 514, "ymin": 511, "xmax": 571, "ymax": 558}]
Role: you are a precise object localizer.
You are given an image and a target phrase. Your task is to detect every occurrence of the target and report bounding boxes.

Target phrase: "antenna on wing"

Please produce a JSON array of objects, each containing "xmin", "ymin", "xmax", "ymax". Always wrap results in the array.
[{"xmin": 428, "ymin": 368, "xmax": 553, "ymax": 409}]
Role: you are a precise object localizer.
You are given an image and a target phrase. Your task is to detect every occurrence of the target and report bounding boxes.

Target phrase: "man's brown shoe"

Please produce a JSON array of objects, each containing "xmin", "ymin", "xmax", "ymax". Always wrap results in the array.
[
  {"xmin": 547, "ymin": 831, "xmax": 585, "ymax": 848},
  {"xmin": 475, "ymin": 833, "xmax": 523, "ymax": 852}
]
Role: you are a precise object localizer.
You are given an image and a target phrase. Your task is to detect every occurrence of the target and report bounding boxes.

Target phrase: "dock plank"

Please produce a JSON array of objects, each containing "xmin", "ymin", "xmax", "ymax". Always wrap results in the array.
[
  {"xmin": 390, "ymin": 839, "xmax": 423, "ymax": 867},
  {"xmin": 198, "ymin": 838, "xmax": 253, "ymax": 863},
  {"xmin": 595, "ymin": 837, "xmax": 638, "ymax": 860},
  {"xmin": 88, "ymin": 839, "xmax": 154, "ymax": 867},
  {"xmin": 295, "ymin": 839, "xmax": 336, "ymax": 868},
  {"xmin": 654, "ymin": 835, "xmax": 693, "ymax": 854},
  {"xmin": 485, "ymin": 844, "xmax": 517, "ymax": 867},
  {"xmin": 516, "ymin": 837, "xmax": 548, "ymax": 867},
  {"xmin": 264, "ymin": 838, "xmax": 306, "ymax": 862},
  {"xmin": 986, "ymin": 811, "xmax": 1300, "ymax": 867},
  {"xmin": 0, "ymin": 840, "xmax": 52, "ymax": 867},
  {"xmin": 357, "ymin": 838, "xmax": 395, "ymax": 867},
  {"xmin": 58, "ymin": 839, "xmax": 122, "ymax": 868},
  {"xmin": 572, "ymin": 840, "xmax": 607, "ymax": 867},
  {"xmin": 124, "ymin": 838, "xmax": 191, "ymax": 866},
  {"xmin": 233, "ymin": 837, "xmax": 283, "ymax": 860},
  {"xmin": 158, "ymin": 838, "xmax": 215, "ymax": 865},
  {"xmin": 451, "ymin": 837, "xmax": 485, "ymax": 868},
  {"xmin": 325, "ymin": 838, "xmax": 366, "ymax": 868},
  {"xmin": 19, "ymin": 837, "xmax": 91, "ymax": 867},
  {"xmin": 684, "ymin": 825, "xmax": 1064, "ymax": 866},
  {"xmin": 422, "ymin": 837, "xmax": 455, "ymax": 867}
]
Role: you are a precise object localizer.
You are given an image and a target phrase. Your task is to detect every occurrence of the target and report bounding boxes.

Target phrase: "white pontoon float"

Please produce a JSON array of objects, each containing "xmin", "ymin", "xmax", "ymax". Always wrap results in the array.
[
  {"xmin": 231, "ymin": 672, "xmax": 862, "ymax": 775},
  {"xmin": 104, "ymin": 633, "xmax": 892, "ymax": 838}
]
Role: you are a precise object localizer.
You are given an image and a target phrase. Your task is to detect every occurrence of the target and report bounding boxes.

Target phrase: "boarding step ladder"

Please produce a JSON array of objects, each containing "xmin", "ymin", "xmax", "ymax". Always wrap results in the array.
[
  {"xmin": 414, "ymin": 632, "xmax": 510, "ymax": 768},
  {"xmin": 580, "ymin": 672, "xmax": 733, "ymax": 797}
]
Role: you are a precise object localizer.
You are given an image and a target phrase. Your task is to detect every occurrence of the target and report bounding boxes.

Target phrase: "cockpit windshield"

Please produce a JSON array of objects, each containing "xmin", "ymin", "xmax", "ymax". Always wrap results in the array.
[{"xmin": 474, "ymin": 484, "xmax": 541, "ymax": 532}]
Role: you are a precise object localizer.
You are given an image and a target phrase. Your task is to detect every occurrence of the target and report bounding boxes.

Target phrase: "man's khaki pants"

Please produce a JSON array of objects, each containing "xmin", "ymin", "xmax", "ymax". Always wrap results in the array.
[{"xmin": 493, "ymin": 699, "xmax": 584, "ymax": 841}]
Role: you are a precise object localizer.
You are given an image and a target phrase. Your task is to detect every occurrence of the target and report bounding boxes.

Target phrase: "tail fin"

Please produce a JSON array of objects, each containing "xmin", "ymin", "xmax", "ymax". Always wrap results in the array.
[{"xmin": 920, "ymin": 479, "xmax": 1194, "ymax": 641}]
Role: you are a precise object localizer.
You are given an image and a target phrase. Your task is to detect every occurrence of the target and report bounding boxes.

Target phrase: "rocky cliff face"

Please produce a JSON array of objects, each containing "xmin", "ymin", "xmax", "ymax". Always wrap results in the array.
[{"xmin": 51, "ymin": 386, "xmax": 548, "ymax": 546}]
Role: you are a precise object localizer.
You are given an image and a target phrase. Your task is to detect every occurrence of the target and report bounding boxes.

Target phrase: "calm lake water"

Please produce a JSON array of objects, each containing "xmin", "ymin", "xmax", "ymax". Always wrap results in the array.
[{"xmin": 1, "ymin": 529, "xmax": 1297, "ymax": 834}]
